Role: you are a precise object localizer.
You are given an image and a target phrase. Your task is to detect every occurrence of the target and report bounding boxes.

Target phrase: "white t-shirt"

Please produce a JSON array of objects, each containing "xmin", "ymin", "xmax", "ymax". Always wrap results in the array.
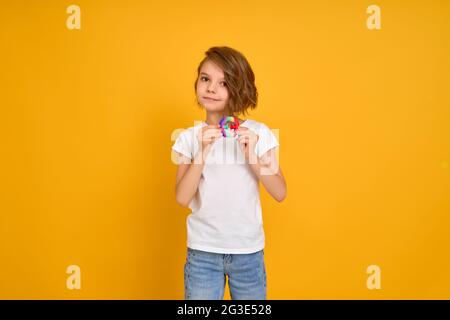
[{"xmin": 171, "ymin": 119, "xmax": 279, "ymax": 254}]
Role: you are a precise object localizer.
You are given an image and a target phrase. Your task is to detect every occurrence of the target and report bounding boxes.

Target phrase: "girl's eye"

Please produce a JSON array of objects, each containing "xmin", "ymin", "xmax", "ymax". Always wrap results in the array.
[{"xmin": 200, "ymin": 76, "xmax": 226, "ymax": 86}]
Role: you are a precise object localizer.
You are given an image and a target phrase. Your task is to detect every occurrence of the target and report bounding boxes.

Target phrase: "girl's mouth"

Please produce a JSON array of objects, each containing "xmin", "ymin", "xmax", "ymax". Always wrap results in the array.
[{"xmin": 203, "ymin": 96, "xmax": 220, "ymax": 101}]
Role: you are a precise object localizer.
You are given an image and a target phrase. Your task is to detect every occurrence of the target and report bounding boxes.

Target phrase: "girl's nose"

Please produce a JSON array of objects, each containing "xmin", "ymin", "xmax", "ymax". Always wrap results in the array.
[{"xmin": 207, "ymin": 83, "xmax": 216, "ymax": 93}]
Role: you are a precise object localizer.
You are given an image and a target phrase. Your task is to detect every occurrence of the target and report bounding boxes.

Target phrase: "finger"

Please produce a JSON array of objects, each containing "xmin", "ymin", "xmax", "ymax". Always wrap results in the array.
[
  {"xmin": 206, "ymin": 128, "xmax": 223, "ymax": 135},
  {"xmin": 205, "ymin": 132, "xmax": 223, "ymax": 139},
  {"xmin": 203, "ymin": 125, "xmax": 220, "ymax": 133},
  {"xmin": 204, "ymin": 132, "xmax": 216, "ymax": 139},
  {"xmin": 238, "ymin": 133, "xmax": 251, "ymax": 138}
]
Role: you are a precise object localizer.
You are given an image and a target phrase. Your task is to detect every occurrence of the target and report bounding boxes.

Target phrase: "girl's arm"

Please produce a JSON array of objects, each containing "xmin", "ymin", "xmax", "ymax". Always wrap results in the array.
[
  {"xmin": 236, "ymin": 127, "xmax": 286, "ymax": 202},
  {"xmin": 174, "ymin": 149, "xmax": 209, "ymax": 208},
  {"xmin": 174, "ymin": 125, "xmax": 221, "ymax": 208},
  {"xmin": 248, "ymin": 148, "xmax": 287, "ymax": 202}
]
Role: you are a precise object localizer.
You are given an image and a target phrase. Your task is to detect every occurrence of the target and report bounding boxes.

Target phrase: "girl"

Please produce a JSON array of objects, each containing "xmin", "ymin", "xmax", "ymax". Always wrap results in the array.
[{"xmin": 171, "ymin": 46, "xmax": 287, "ymax": 300}]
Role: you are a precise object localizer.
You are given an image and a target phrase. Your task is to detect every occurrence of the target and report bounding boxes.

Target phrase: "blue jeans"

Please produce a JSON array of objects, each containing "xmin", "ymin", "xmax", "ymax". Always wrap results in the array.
[{"xmin": 184, "ymin": 247, "xmax": 267, "ymax": 300}]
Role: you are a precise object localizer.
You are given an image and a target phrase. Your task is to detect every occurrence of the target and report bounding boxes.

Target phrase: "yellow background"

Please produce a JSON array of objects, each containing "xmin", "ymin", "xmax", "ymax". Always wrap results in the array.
[{"xmin": 1, "ymin": 0, "xmax": 449, "ymax": 299}]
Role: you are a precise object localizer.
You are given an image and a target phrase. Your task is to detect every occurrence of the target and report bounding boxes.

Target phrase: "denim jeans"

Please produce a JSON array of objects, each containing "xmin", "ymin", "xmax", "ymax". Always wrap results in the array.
[{"xmin": 184, "ymin": 247, "xmax": 267, "ymax": 300}]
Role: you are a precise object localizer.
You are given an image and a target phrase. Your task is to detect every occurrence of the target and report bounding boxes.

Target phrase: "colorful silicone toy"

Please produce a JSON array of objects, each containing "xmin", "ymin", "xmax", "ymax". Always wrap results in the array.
[{"xmin": 219, "ymin": 116, "xmax": 240, "ymax": 138}]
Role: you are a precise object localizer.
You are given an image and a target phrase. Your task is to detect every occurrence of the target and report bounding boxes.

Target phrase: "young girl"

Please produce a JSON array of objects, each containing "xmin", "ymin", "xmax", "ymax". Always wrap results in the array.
[{"xmin": 171, "ymin": 46, "xmax": 287, "ymax": 300}]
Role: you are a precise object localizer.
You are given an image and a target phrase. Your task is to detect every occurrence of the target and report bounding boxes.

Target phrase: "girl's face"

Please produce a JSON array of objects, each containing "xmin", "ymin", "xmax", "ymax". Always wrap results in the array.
[{"xmin": 196, "ymin": 60, "xmax": 230, "ymax": 113}]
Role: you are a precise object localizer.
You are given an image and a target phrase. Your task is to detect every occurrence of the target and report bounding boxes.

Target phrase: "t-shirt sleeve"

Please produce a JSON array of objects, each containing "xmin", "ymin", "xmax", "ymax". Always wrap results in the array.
[
  {"xmin": 171, "ymin": 129, "xmax": 193, "ymax": 159},
  {"xmin": 255, "ymin": 123, "xmax": 279, "ymax": 158}
]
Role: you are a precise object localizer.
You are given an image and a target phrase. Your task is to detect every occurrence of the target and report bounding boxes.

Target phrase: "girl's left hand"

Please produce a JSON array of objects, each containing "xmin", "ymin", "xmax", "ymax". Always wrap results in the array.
[{"xmin": 236, "ymin": 127, "xmax": 259, "ymax": 161}]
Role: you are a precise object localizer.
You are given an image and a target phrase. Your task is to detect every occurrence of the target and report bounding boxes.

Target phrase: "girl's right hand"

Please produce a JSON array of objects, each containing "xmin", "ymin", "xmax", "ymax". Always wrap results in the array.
[{"xmin": 197, "ymin": 124, "xmax": 222, "ymax": 152}]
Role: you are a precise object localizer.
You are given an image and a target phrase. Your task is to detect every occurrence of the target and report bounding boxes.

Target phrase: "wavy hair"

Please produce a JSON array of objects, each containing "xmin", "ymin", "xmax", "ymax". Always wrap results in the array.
[{"xmin": 194, "ymin": 46, "xmax": 258, "ymax": 116}]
